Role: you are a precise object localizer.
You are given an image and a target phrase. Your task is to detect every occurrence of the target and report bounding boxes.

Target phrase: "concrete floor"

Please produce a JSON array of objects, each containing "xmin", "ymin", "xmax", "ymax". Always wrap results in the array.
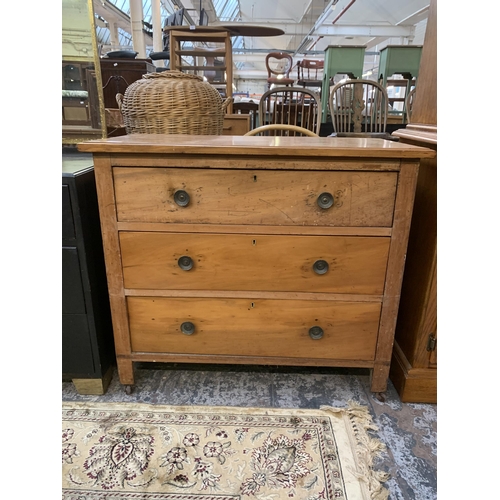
[{"xmin": 62, "ymin": 363, "xmax": 437, "ymax": 499}]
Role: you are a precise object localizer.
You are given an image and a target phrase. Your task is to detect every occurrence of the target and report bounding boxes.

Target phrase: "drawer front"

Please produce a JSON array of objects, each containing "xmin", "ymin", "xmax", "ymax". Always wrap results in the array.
[
  {"xmin": 120, "ymin": 232, "xmax": 390, "ymax": 294},
  {"xmin": 114, "ymin": 168, "xmax": 397, "ymax": 227},
  {"xmin": 128, "ymin": 297, "xmax": 381, "ymax": 361}
]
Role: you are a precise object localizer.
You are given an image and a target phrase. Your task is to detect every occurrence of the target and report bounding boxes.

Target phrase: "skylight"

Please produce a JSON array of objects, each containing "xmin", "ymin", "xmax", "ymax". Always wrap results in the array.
[{"xmin": 95, "ymin": 1, "xmax": 243, "ymax": 52}]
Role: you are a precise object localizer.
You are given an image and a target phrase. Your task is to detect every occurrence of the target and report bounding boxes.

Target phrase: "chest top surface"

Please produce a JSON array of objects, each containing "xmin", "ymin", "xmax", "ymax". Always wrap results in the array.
[{"xmin": 78, "ymin": 134, "xmax": 436, "ymax": 160}]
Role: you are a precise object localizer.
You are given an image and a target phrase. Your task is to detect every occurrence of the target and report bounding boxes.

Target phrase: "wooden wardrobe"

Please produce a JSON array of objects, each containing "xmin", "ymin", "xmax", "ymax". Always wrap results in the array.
[{"xmin": 390, "ymin": 0, "xmax": 437, "ymax": 403}]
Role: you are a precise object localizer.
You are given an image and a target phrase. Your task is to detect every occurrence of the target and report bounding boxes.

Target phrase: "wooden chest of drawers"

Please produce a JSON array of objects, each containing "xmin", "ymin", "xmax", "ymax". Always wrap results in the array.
[{"xmin": 78, "ymin": 134, "xmax": 434, "ymax": 395}]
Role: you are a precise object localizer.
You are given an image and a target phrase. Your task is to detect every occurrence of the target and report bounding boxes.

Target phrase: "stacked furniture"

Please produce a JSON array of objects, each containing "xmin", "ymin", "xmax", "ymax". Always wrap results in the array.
[
  {"xmin": 62, "ymin": 61, "xmax": 102, "ymax": 141},
  {"xmin": 328, "ymin": 79, "xmax": 389, "ymax": 135},
  {"xmin": 78, "ymin": 134, "xmax": 434, "ymax": 397},
  {"xmin": 320, "ymin": 45, "xmax": 366, "ymax": 121},
  {"xmin": 378, "ymin": 45, "xmax": 422, "ymax": 85},
  {"xmin": 378, "ymin": 45, "xmax": 422, "ymax": 122},
  {"xmin": 297, "ymin": 59, "xmax": 324, "ymax": 92},
  {"xmin": 265, "ymin": 52, "xmax": 295, "ymax": 88},
  {"xmin": 62, "ymin": 157, "xmax": 115, "ymax": 394},
  {"xmin": 259, "ymin": 86, "xmax": 322, "ymax": 135},
  {"xmin": 168, "ymin": 26, "xmax": 233, "ymax": 113},
  {"xmin": 99, "ymin": 57, "xmax": 155, "ymax": 136}
]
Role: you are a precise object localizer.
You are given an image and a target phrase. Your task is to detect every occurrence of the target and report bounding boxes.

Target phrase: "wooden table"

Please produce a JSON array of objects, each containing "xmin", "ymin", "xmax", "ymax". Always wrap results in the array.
[{"xmin": 78, "ymin": 134, "xmax": 435, "ymax": 396}]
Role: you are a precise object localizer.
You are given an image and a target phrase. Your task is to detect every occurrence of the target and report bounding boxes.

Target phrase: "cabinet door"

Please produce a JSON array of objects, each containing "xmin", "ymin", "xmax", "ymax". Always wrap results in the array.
[
  {"xmin": 62, "ymin": 247, "xmax": 86, "ymax": 314},
  {"xmin": 62, "ymin": 314, "xmax": 95, "ymax": 375},
  {"xmin": 62, "ymin": 185, "xmax": 75, "ymax": 240}
]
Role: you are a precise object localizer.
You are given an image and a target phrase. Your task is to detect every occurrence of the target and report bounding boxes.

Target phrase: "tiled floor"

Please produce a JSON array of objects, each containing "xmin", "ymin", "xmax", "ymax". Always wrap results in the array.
[{"xmin": 62, "ymin": 363, "xmax": 436, "ymax": 499}]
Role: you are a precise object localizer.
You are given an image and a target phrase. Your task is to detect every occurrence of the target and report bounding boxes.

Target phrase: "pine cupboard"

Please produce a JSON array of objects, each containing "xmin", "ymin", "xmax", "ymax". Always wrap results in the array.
[{"xmin": 78, "ymin": 134, "xmax": 435, "ymax": 395}]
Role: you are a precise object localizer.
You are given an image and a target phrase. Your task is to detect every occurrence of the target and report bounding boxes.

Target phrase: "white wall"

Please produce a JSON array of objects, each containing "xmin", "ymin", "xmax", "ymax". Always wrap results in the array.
[{"xmin": 234, "ymin": 79, "xmax": 268, "ymax": 97}]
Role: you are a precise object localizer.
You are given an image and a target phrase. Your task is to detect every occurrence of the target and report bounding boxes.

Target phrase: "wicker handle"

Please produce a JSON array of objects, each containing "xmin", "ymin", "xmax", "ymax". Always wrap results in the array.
[
  {"xmin": 222, "ymin": 97, "xmax": 232, "ymax": 112},
  {"xmin": 116, "ymin": 93, "xmax": 124, "ymax": 111}
]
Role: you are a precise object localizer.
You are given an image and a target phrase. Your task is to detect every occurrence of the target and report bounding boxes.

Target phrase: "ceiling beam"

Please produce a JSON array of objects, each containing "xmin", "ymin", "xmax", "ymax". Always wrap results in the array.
[
  {"xmin": 396, "ymin": 5, "xmax": 430, "ymax": 26},
  {"xmin": 210, "ymin": 21, "xmax": 416, "ymax": 38},
  {"xmin": 93, "ymin": 0, "xmax": 132, "ymax": 31},
  {"xmin": 313, "ymin": 24, "xmax": 415, "ymax": 37}
]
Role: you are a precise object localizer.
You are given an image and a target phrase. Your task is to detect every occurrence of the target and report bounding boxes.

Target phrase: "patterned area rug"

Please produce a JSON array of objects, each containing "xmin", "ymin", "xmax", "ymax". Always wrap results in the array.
[{"xmin": 62, "ymin": 401, "xmax": 389, "ymax": 500}]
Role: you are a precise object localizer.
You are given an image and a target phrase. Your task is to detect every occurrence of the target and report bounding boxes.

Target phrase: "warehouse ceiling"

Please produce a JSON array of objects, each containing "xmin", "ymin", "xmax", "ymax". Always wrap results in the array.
[{"xmin": 92, "ymin": 0, "xmax": 431, "ymax": 80}]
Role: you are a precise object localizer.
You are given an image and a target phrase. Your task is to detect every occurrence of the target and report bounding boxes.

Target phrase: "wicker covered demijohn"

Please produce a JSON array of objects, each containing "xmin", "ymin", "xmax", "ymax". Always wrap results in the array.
[{"xmin": 116, "ymin": 70, "xmax": 231, "ymax": 135}]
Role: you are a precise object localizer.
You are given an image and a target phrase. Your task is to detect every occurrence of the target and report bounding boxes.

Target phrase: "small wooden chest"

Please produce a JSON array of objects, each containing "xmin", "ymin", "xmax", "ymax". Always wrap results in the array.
[{"xmin": 78, "ymin": 134, "xmax": 434, "ymax": 394}]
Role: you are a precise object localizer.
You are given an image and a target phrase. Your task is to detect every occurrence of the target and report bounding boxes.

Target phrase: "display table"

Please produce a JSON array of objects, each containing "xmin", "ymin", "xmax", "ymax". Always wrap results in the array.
[{"xmin": 78, "ymin": 134, "xmax": 434, "ymax": 396}]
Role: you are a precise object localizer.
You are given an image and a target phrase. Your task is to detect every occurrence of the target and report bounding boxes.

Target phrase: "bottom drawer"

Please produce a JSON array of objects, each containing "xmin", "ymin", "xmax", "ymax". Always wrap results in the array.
[{"xmin": 128, "ymin": 297, "xmax": 381, "ymax": 361}]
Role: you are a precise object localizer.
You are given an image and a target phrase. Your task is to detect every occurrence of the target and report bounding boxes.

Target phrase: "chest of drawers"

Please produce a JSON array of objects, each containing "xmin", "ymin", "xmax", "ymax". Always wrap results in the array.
[{"xmin": 78, "ymin": 134, "xmax": 434, "ymax": 395}]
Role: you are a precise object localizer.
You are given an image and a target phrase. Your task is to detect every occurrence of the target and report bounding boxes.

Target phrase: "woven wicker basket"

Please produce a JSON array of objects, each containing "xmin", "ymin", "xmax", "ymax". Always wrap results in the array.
[{"xmin": 116, "ymin": 71, "xmax": 231, "ymax": 135}]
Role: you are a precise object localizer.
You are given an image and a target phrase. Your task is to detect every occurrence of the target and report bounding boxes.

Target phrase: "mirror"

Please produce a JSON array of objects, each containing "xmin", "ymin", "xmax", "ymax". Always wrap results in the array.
[{"xmin": 62, "ymin": 0, "xmax": 106, "ymax": 144}]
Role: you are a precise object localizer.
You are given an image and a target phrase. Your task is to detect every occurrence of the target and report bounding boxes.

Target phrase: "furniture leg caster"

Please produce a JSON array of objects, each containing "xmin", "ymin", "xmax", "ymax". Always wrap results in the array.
[
  {"xmin": 124, "ymin": 385, "xmax": 134, "ymax": 395},
  {"xmin": 374, "ymin": 392, "xmax": 386, "ymax": 402}
]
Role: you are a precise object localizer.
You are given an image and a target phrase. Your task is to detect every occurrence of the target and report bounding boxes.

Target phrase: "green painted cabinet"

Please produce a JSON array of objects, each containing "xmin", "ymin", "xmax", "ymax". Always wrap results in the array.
[
  {"xmin": 378, "ymin": 45, "xmax": 422, "ymax": 85},
  {"xmin": 378, "ymin": 45, "xmax": 422, "ymax": 122},
  {"xmin": 321, "ymin": 45, "xmax": 366, "ymax": 121}
]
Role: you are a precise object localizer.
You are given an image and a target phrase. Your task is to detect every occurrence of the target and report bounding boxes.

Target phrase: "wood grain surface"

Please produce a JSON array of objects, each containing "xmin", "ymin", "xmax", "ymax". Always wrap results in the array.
[
  {"xmin": 78, "ymin": 134, "xmax": 437, "ymax": 159},
  {"xmin": 127, "ymin": 297, "xmax": 381, "ymax": 360},
  {"xmin": 120, "ymin": 232, "xmax": 390, "ymax": 294},
  {"xmin": 114, "ymin": 167, "xmax": 397, "ymax": 227}
]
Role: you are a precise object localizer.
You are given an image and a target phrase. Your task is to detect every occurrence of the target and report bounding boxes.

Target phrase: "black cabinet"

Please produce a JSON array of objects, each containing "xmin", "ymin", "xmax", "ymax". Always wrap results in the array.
[{"xmin": 62, "ymin": 157, "xmax": 115, "ymax": 394}]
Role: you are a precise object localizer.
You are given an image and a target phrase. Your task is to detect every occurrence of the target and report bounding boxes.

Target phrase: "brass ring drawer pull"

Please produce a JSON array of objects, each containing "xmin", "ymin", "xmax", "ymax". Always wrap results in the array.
[
  {"xmin": 174, "ymin": 190, "xmax": 190, "ymax": 207},
  {"xmin": 317, "ymin": 192, "xmax": 334, "ymax": 209},
  {"xmin": 313, "ymin": 260, "xmax": 329, "ymax": 275},
  {"xmin": 178, "ymin": 256, "xmax": 194, "ymax": 271},
  {"xmin": 309, "ymin": 326, "xmax": 324, "ymax": 340},
  {"xmin": 180, "ymin": 321, "xmax": 195, "ymax": 335}
]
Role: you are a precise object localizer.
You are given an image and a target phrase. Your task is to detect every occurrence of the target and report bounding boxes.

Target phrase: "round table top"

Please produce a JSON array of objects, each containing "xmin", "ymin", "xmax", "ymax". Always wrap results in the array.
[
  {"xmin": 163, "ymin": 24, "xmax": 284, "ymax": 37},
  {"xmin": 221, "ymin": 24, "xmax": 284, "ymax": 37}
]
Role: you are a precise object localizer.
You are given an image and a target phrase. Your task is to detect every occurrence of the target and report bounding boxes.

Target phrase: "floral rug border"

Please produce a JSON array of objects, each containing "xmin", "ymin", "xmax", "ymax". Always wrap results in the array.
[{"xmin": 62, "ymin": 401, "xmax": 389, "ymax": 500}]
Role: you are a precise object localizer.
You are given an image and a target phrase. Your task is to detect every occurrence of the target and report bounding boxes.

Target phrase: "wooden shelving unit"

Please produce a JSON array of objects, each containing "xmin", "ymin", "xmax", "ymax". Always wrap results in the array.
[{"xmin": 168, "ymin": 27, "xmax": 233, "ymax": 113}]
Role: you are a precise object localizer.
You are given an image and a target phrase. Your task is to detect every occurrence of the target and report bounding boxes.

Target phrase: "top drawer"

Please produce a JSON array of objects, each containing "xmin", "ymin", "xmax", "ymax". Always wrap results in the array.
[{"xmin": 113, "ymin": 167, "xmax": 397, "ymax": 227}]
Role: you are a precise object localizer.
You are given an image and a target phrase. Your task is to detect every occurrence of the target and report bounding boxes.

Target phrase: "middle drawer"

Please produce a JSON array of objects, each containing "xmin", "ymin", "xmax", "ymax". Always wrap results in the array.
[{"xmin": 120, "ymin": 232, "xmax": 390, "ymax": 294}]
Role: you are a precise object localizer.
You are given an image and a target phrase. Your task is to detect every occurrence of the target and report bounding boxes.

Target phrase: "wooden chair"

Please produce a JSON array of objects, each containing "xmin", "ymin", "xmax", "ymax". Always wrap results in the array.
[
  {"xmin": 328, "ymin": 79, "xmax": 389, "ymax": 134},
  {"xmin": 259, "ymin": 86, "xmax": 322, "ymax": 136},
  {"xmin": 265, "ymin": 52, "xmax": 295, "ymax": 88},
  {"xmin": 297, "ymin": 59, "xmax": 324, "ymax": 91},
  {"xmin": 405, "ymin": 87, "xmax": 416, "ymax": 123},
  {"xmin": 244, "ymin": 124, "xmax": 319, "ymax": 137}
]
